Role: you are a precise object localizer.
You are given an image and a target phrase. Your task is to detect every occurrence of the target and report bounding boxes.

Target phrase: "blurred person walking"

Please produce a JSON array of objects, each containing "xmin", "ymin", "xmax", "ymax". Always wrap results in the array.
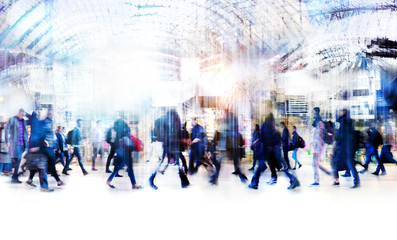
[
  {"xmin": 331, "ymin": 109, "xmax": 360, "ymax": 188},
  {"xmin": 55, "ymin": 126, "xmax": 69, "ymax": 167},
  {"xmin": 248, "ymin": 113, "xmax": 300, "ymax": 190},
  {"xmin": 291, "ymin": 126, "xmax": 302, "ymax": 170},
  {"xmin": 280, "ymin": 122, "xmax": 291, "ymax": 170},
  {"xmin": 310, "ymin": 107, "xmax": 331, "ymax": 186},
  {"xmin": 5, "ymin": 108, "xmax": 28, "ymax": 183},
  {"xmin": 63, "ymin": 119, "xmax": 88, "ymax": 176},
  {"xmin": 25, "ymin": 109, "xmax": 52, "ymax": 191},
  {"xmin": 188, "ymin": 117, "xmax": 206, "ymax": 174},
  {"xmin": 149, "ymin": 108, "xmax": 189, "ymax": 190},
  {"xmin": 39, "ymin": 107, "xmax": 64, "ymax": 186},
  {"xmin": 106, "ymin": 128, "xmax": 141, "ymax": 190},
  {"xmin": 360, "ymin": 124, "xmax": 383, "ymax": 175},
  {"xmin": 0, "ymin": 121, "xmax": 12, "ymax": 175},
  {"xmin": 91, "ymin": 120, "xmax": 104, "ymax": 171},
  {"xmin": 248, "ymin": 124, "xmax": 261, "ymax": 171}
]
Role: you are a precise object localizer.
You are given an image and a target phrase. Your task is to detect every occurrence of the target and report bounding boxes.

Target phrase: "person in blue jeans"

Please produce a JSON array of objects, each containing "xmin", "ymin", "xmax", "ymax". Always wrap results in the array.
[
  {"xmin": 291, "ymin": 126, "xmax": 302, "ymax": 170},
  {"xmin": 107, "ymin": 134, "xmax": 141, "ymax": 189},
  {"xmin": 360, "ymin": 126, "xmax": 383, "ymax": 175},
  {"xmin": 63, "ymin": 119, "xmax": 88, "ymax": 175}
]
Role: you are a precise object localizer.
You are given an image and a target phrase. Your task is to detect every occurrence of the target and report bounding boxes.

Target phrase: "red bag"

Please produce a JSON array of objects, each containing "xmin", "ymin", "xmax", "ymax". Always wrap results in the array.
[{"xmin": 129, "ymin": 134, "xmax": 143, "ymax": 152}]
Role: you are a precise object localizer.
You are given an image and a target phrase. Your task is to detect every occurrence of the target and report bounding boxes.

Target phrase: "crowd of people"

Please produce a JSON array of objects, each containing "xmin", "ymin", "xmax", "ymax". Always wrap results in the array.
[{"xmin": 0, "ymin": 103, "xmax": 396, "ymax": 192}]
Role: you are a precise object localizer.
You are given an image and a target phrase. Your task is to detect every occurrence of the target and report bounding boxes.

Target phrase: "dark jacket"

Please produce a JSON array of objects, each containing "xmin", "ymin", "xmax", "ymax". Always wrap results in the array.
[
  {"xmin": 164, "ymin": 110, "xmax": 181, "ymax": 153},
  {"xmin": 114, "ymin": 119, "xmax": 130, "ymax": 147},
  {"xmin": 72, "ymin": 127, "xmax": 82, "ymax": 146},
  {"xmin": 333, "ymin": 112, "xmax": 355, "ymax": 171},
  {"xmin": 42, "ymin": 117, "xmax": 55, "ymax": 149},
  {"xmin": 55, "ymin": 132, "xmax": 67, "ymax": 152},
  {"xmin": 282, "ymin": 127, "xmax": 290, "ymax": 146},
  {"xmin": 367, "ymin": 127, "xmax": 382, "ymax": 149},
  {"xmin": 291, "ymin": 132, "xmax": 298, "ymax": 149},
  {"xmin": 24, "ymin": 111, "xmax": 46, "ymax": 151}
]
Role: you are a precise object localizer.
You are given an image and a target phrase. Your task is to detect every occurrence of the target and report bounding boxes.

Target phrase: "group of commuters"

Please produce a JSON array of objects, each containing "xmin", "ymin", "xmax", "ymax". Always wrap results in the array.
[{"xmin": 1, "ymin": 104, "xmax": 396, "ymax": 192}]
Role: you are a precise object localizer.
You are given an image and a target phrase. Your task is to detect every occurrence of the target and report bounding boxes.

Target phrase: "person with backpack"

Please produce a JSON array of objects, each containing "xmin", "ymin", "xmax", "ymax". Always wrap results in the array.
[
  {"xmin": 62, "ymin": 119, "xmax": 88, "ymax": 176},
  {"xmin": 291, "ymin": 126, "xmax": 302, "ymax": 170},
  {"xmin": 360, "ymin": 124, "xmax": 384, "ymax": 175},
  {"xmin": 106, "ymin": 128, "xmax": 142, "ymax": 190}
]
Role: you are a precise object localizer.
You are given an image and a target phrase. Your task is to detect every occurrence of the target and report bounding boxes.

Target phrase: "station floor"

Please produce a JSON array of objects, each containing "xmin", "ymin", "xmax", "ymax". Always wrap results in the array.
[{"xmin": 1, "ymin": 154, "xmax": 397, "ymax": 240}]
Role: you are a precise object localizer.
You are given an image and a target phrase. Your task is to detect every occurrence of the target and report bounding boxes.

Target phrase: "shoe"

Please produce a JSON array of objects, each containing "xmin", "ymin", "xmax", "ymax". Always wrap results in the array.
[
  {"xmin": 57, "ymin": 181, "xmax": 65, "ymax": 186},
  {"xmin": 248, "ymin": 184, "xmax": 258, "ymax": 189},
  {"xmin": 341, "ymin": 173, "xmax": 351, "ymax": 177},
  {"xmin": 41, "ymin": 187, "xmax": 54, "ymax": 192},
  {"xmin": 267, "ymin": 178, "xmax": 277, "ymax": 184},
  {"xmin": 239, "ymin": 174, "xmax": 248, "ymax": 183},
  {"xmin": 149, "ymin": 175, "xmax": 158, "ymax": 190},
  {"xmin": 62, "ymin": 170, "xmax": 70, "ymax": 175},
  {"xmin": 231, "ymin": 171, "xmax": 239, "ymax": 175},
  {"xmin": 359, "ymin": 169, "xmax": 367, "ymax": 174},
  {"xmin": 11, "ymin": 178, "xmax": 22, "ymax": 184},
  {"xmin": 115, "ymin": 174, "xmax": 123, "ymax": 177},
  {"xmin": 67, "ymin": 168, "xmax": 73, "ymax": 171},
  {"xmin": 92, "ymin": 168, "xmax": 98, "ymax": 171},
  {"xmin": 371, "ymin": 172, "xmax": 379, "ymax": 176},
  {"xmin": 26, "ymin": 180, "xmax": 37, "ymax": 188},
  {"xmin": 311, "ymin": 182, "xmax": 320, "ymax": 186},
  {"xmin": 350, "ymin": 183, "xmax": 360, "ymax": 189},
  {"xmin": 248, "ymin": 167, "xmax": 255, "ymax": 171},
  {"xmin": 288, "ymin": 182, "xmax": 298, "ymax": 190},
  {"xmin": 209, "ymin": 180, "xmax": 217, "ymax": 186},
  {"xmin": 107, "ymin": 181, "xmax": 116, "ymax": 189},
  {"xmin": 106, "ymin": 169, "xmax": 112, "ymax": 173},
  {"xmin": 380, "ymin": 172, "xmax": 387, "ymax": 175},
  {"xmin": 292, "ymin": 167, "xmax": 296, "ymax": 170},
  {"xmin": 83, "ymin": 171, "xmax": 89, "ymax": 176},
  {"xmin": 159, "ymin": 170, "xmax": 165, "ymax": 175},
  {"xmin": 132, "ymin": 185, "xmax": 142, "ymax": 189},
  {"xmin": 181, "ymin": 182, "xmax": 190, "ymax": 188},
  {"xmin": 298, "ymin": 163, "xmax": 302, "ymax": 169},
  {"xmin": 333, "ymin": 182, "xmax": 340, "ymax": 186}
]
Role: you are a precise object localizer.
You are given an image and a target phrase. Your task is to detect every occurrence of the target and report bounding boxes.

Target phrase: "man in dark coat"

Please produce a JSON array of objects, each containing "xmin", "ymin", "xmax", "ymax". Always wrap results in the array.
[
  {"xmin": 281, "ymin": 122, "xmax": 291, "ymax": 170},
  {"xmin": 248, "ymin": 113, "xmax": 299, "ymax": 190},
  {"xmin": 332, "ymin": 109, "xmax": 360, "ymax": 188}
]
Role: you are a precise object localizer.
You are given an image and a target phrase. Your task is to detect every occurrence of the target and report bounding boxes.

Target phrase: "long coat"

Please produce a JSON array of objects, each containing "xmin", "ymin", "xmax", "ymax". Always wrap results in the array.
[
  {"xmin": 5, "ymin": 116, "xmax": 28, "ymax": 158},
  {"xmin": 332, "ymin": 114, "xmax": 354, "ymax": 171}
]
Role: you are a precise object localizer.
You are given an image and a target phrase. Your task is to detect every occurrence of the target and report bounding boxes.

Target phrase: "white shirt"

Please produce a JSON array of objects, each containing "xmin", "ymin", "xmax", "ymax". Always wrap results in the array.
[{"xmin": 92, "ymin": 127, "xmax": 104, "ymax": 143}]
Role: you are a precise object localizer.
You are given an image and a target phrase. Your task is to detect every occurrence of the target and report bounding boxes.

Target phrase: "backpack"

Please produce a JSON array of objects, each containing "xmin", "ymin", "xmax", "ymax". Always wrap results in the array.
[
  {"xmin": 130, "ymin": 134, "xmax": 143, "ymax": 152},
  {"xmin": 66, "ymin": 129, "xmax": 74, "ymax": 145},
  {"xmin": 322, "ymin": 121, "xmax": 334, "ymax": 145},
  {"xmin": 297, "ymin": 135, "xmax": 305, "ymax": 148},
  {"xmin": 375, "ymin": 131, "xmax": 383, "ymax": 147},
  {"xmin": 354, "ymin": 130, "xmax": 365, "ymax": 149}
]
